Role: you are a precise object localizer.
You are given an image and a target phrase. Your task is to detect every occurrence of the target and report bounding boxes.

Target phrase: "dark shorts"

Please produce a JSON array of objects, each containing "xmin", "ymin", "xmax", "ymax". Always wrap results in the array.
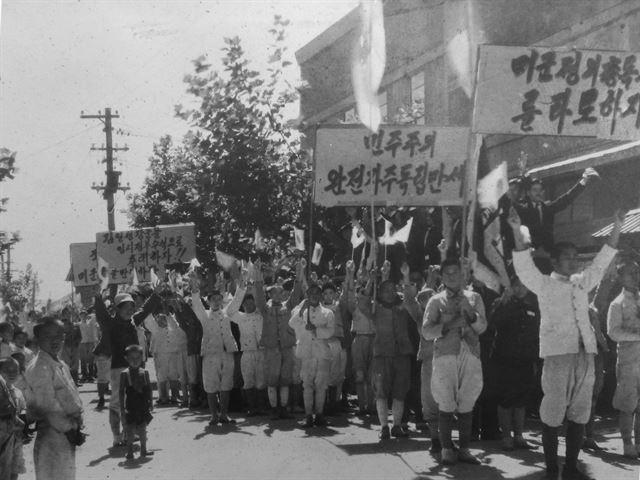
[
  {"xmin": 495, "ymin": 358, "xmax": 536, "ymax": 408},
  {"xmin": 372, "ymin": 355, "xmax": 411, "ymax": 401},
  {"xmin": 264, "ymin": 347, "xmax": 294, "ymax": 387}
]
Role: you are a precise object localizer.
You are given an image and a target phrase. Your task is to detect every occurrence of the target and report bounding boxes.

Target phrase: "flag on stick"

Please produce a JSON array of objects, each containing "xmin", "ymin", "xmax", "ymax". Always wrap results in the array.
[
  {"xmin": 215, "ymin": 250, "xmax": 238, "ymax": 271},
  {"xmin": 311, "ymin": 243, "xmax": 323, "ymax": 266},
  {"xmin": 254, "ymin": 229, "xmax": 265, "ymax": 251},
  {"xmin": 97, "ymin": 256, "xmax": 110, "ymax": 291},
  {"xmin": 293, "ymin": 227, "xmax": 305, "ymax": 251},
  {"xmin": 149, "ymin": 268, "xmax": 160, "ymax": 287},
  {"xmin": 131, "ymin": 267, "xmax": 139, "ymax": 286},
  {"xmin": 351, "ymin": 0, "xmax": 386, "ymax": 132},
  {"xmin": 350, "ymin": 222, "xmax": 366, "ymax": 248}
]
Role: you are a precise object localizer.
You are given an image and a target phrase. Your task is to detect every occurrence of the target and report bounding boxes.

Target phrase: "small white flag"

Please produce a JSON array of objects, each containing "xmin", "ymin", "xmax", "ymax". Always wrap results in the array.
[
  {"xmin": 254, "ymin": 229, "xmax": 265, "ymax": 251},
  {"xmin": 131, "ymin": 268, "xmax": 139, "ymax": 286},
  {"xmin": 97, "ymin": 256, "xmax": 110, "ymax": 291},
  {"xmin": 478, "ymin": 161, "xmax": 509, "ymax": 209},
  {"xmin": 311, "ymin": 242, "xmax": 323, "ymax": 266},
  {"xmin": 215, "ymin": 250, "xmax": 238, "ymax": 271},
  {"xmin": 350, "ymin": 223, "xmax": 366, "ymax": 248},
  {"xmin": 293, "ymin": 227, "xmax": 305, "ymax": 251},
  {"xmin": 392, "ymin": 217, "xmax": 413, "ymax": 244},
  {"xmin": 149, "ymin": 268, "xmax": 160, "ymax": 287},
  {"xmin": 378, "ymin": 218, "xmax": 393, "ymax": 245}
]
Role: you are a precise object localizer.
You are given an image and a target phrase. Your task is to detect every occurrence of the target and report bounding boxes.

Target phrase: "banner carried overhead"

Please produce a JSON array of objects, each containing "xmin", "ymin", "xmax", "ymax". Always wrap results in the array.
[
  {"xmin": 314, "ymin": 125, "xmax": 470, "ymax": 207},
  {"xmin": 474, "ymin": 45, "xmax": 640, "ymax": 140},
  {"xmin": 96, "ymin": 223, "xmax": 196, "ymax": 284},
  {"xmin": 69, "ymin": 243, "xmax": 98, "ymax": 287}
]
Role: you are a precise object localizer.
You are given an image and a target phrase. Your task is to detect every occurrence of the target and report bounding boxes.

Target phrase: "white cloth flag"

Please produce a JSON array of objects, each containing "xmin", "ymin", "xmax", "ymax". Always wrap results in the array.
[
  {"xmin": 351, "ymin": 0, "xmax": 386, "ymax": 132},
  {"xmin": 215, "ymin": 250, "xmax": 237, "ymax": 271},
  {"xmin": 293, "ymin": 228, "xmax": 305, "ymax": 251},
  {"xmin": 131, "ymin": 267, "xmax": 139, "ymax": 286},
  {"xmin": 97, "ymin": 256, "xmax": 110, "ymax": 291},
  {"xmin": 311, "ymin": 243, "xmax": 323, "ymax": 266},
  {"xmin": 350, "ymin": 223, "xmax": 366, "ymax": 248},
  {"xmin": 477, "ymin": 161, "xmax": 508, "ymax": 209}
]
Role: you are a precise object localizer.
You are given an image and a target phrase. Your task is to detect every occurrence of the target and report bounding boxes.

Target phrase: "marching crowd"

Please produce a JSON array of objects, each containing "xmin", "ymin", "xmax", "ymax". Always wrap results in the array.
[{"xmin": 1, "ymin": 169, "xmax": 640, "ymax": 480}]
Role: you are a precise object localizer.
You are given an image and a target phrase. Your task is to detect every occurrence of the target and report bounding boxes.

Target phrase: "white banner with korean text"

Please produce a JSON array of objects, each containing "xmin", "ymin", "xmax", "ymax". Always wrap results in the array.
[
  {"xmin": 474, "ymin": 45, "xmax": 640, "ymax": 139},
  {"xmin": 95, "ymin": 223, "xmax": 196, "ymax": 284},
  {"xmin": 314, "ymin": 125, "xmax": 470, "ymax": 207}
]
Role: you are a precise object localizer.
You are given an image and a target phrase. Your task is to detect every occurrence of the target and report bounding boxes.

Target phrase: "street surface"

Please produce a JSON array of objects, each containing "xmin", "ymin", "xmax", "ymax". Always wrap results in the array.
[{"xmin": 21, "ymin": 367, "xmax": 640, "ymax": 480}]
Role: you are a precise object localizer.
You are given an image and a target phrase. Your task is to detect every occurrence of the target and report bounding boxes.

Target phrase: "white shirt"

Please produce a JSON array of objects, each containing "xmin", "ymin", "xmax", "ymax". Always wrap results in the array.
[
  {"xmin": 226, "ymin": 286, "xmax": 263, "ymax": 352},
  {"xmin": 513, "ymin": 244, "xmax": 616, "ymax": 358},
  {"xmin": 191, "ymin": 292, "xmax": 238, "ymax": 355},
  {"xmin": 289, "ymin": 302, "xmax": 335, "ymax": 360},
  {"xmin": 79, "ymin": 315, "xmax": 99, "ymax": 343},
  {"xmin": 24, "ymin": 351, "xmax": 83, "ymax": 432},
  {"xmin": 144, "ymin": 314, "xmax": 182, "ymax": 355}
]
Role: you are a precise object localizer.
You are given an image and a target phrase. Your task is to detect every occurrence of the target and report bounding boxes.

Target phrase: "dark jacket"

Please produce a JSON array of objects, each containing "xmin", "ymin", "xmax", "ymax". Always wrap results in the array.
[
  {"xmin": 174, "ymin": 301, "xmax": 203, "ymax": 356},
  {"xmin": 490, "ymin": 294, "xmax": 540, "ymax": 362},
  {"xmin": 93, "ymin": 294, "xmax": 161, "ymax": 368},
  {"xmin": 515, "ymin": 181, "xmax": 585, "ymax": 252}
]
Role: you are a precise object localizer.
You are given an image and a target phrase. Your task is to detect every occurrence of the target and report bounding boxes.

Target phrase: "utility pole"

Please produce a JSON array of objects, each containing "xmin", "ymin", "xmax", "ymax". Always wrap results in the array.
[{"xmin": 81, "ymin": 108, "xmax": 130, "ymax": 231}]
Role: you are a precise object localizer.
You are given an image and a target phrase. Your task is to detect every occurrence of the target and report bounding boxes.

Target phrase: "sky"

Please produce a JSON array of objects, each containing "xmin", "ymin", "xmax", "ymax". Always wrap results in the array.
[{"xmin": 0, "ymin": 0, "xmax": 359, "ymax": 302}]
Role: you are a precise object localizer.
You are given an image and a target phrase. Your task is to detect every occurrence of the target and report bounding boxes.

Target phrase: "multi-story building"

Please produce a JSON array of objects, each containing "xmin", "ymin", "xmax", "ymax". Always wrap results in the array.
[{"xmin": 296, "ymin": 0, "xmax": 640, "ymax": 250}]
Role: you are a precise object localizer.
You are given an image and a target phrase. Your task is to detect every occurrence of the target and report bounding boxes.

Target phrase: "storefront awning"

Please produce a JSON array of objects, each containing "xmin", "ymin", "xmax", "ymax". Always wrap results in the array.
[
  {"xmin": 592, "ymin": 208, "xmax": 640, "ymax": 238},
  {"xmin": 528, "ymin": 139, "xmax": 640, "ymax": 178}
]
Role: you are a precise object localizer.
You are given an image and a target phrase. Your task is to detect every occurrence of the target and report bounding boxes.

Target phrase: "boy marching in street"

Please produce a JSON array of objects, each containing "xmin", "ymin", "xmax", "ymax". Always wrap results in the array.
[
  {"xmin": 190, "ymin": 272, "xmax": 240, "ymax": 426},
  {"xmin": 226, "ymin": 271, "xmax": 266, "ymax": 417},
  {"xmin": 607, "ymin": 260, "xmax": 640, "ymax": 458},
  {"xmin": 255, "ymin": 260, "xmax": 304, "ymax": 419},
  {"xmin": 359, "ymin": 261, "xmax": 416, "ymax": 440},
  {"xmin": 289, "ymin": 284, "xmax": 335, "ymax": 428},
  {"xmin": 422, "ymin": 257, "xmax": 487, "ymax": 465},
  {"xmin": 510, "ymin": 207, "xmax": 623, "ymax": 479}
]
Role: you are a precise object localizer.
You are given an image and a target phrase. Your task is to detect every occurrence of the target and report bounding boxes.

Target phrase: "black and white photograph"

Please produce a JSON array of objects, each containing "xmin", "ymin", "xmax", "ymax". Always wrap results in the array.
[{"xmin": 1, "ymin": 1, "xmax": 640, "ymax": 479}]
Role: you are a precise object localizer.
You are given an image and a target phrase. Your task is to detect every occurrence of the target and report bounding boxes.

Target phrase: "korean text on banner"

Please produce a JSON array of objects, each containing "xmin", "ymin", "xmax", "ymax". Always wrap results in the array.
[
  {"xmin": 474, "ymin": 45, "xmax": 640, "ymax": 139},
  {"xmin": 96, "ymin": 223, "xmax": 196, "ymax": 284},
  {"xmin": 70, "ymin": 243, "xmax": 98, "ymax": 287},
  {"xmin": 314, "ymin": 126, "xmax": 470, "ymax": 207}
]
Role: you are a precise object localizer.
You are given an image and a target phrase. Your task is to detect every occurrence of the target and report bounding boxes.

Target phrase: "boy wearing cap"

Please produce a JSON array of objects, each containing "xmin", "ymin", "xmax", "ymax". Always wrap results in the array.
[
  {"xmin": 607, "ymin": 260, "xmax": 640, "ymax": 458},
  {"xmin": 190, "ymin": 274, "xmax": 240, "ymax": 426},
  {"xmin": 510, "ymin": 208, "xmax": 622, "ymax": 479},
  {"xmin": 289, "ymin": 284, "xmax": 335, "ymax": 428},
  {"xmin": 422, "ymin": 258, "xmax": 487, "ymax": 465},
  {"xmin": 255, "ymin": 261, "xmax": 303, "ymax": 419},
  {"xmin": 93, "ymin": 289, "xmax": 161, "ymax": 447}
]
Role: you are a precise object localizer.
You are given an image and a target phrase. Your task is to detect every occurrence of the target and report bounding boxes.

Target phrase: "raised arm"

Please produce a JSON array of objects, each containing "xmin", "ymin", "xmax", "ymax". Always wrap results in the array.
[
  {"xmin": 93, "ymin": 293, "xmax": 112, "ymax": 330},
  {"xmin": 286, "ymin": 259, "xmax": 306, "ymax": 310},
  {"xmin": 132, "ymin": 292, "xmax": 162, "ymax": 326},
  {"xmin": 188, "ymin": 272, "xmax": 208, "ymax": 325},
  {"xmin": 508, "ymin": 207, "xmax": 545, "ymax": 294},
  {"xmin": 224, "ymin": 273, "xmax": 247, "ymax": 318},
  {"xmin": 582, "ymin": 210, "xmax": 624, "ymax": 292}
]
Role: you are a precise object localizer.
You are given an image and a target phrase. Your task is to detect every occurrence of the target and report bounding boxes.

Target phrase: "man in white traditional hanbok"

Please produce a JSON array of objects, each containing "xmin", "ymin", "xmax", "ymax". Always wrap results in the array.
[{"xmin": 25, "ymin": 319, "xmax": 84, "ymax": 480}]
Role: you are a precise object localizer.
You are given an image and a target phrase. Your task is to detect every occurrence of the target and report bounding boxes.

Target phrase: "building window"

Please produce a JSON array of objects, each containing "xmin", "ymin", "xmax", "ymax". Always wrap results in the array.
[
  {"xmin": 378, "ymin": 91, "xmax": 388, "ymax": 124},
  {"xmin": 410, "ymin": 71, "xmax": 425, "ymax": 124},
  {"xmin": 343, "ymin": 107, "xmax": 358, "ymax": 124}
]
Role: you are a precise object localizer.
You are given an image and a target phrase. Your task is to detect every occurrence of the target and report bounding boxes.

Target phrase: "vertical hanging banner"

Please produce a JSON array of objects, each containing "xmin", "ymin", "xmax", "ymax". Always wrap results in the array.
[
  {"xmin": 69, "ymin": 243, "xmax": 98, "ymax": 287},
  {"xmin": 314, "ymin": 125, "xmax": 471, "ymax": 207},
  {"xmin": 473, "ymin": 45, "xmax": 640, "ymax": 140},
  {"xmin": 96, "ymin": 223, "xmax": 196, "ymax": 284}
]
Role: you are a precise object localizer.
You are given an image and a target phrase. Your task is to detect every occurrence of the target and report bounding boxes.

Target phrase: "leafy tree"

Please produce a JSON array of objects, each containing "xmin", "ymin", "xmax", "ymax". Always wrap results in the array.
[
  {"xmin": 0, "ymin": 262, "xmax": 38, "ymax": 313},
  {"xmin": 129, "ymin": 17, "xmax": 311, "ymax": 266}
]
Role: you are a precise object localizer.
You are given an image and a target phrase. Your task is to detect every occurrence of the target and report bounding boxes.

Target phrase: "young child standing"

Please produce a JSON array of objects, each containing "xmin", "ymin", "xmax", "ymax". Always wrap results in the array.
[
  {"xmin": 423, "ymin": 258, "xmax": 487, "ymax": 464},
  {"xmin": 119, "ymin": 344, "xmax": 153, "ymax": 460},
  {"xmin": 510, "ymin": 208, "xmax": 622, "ymax": 479},
  {"xmin": 607, "ymin": 260, "xmax": 640, "ymax": 458},
  {"xmin": 289, "ymin": 284, "xmax": 335, "ymax": 428}
]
